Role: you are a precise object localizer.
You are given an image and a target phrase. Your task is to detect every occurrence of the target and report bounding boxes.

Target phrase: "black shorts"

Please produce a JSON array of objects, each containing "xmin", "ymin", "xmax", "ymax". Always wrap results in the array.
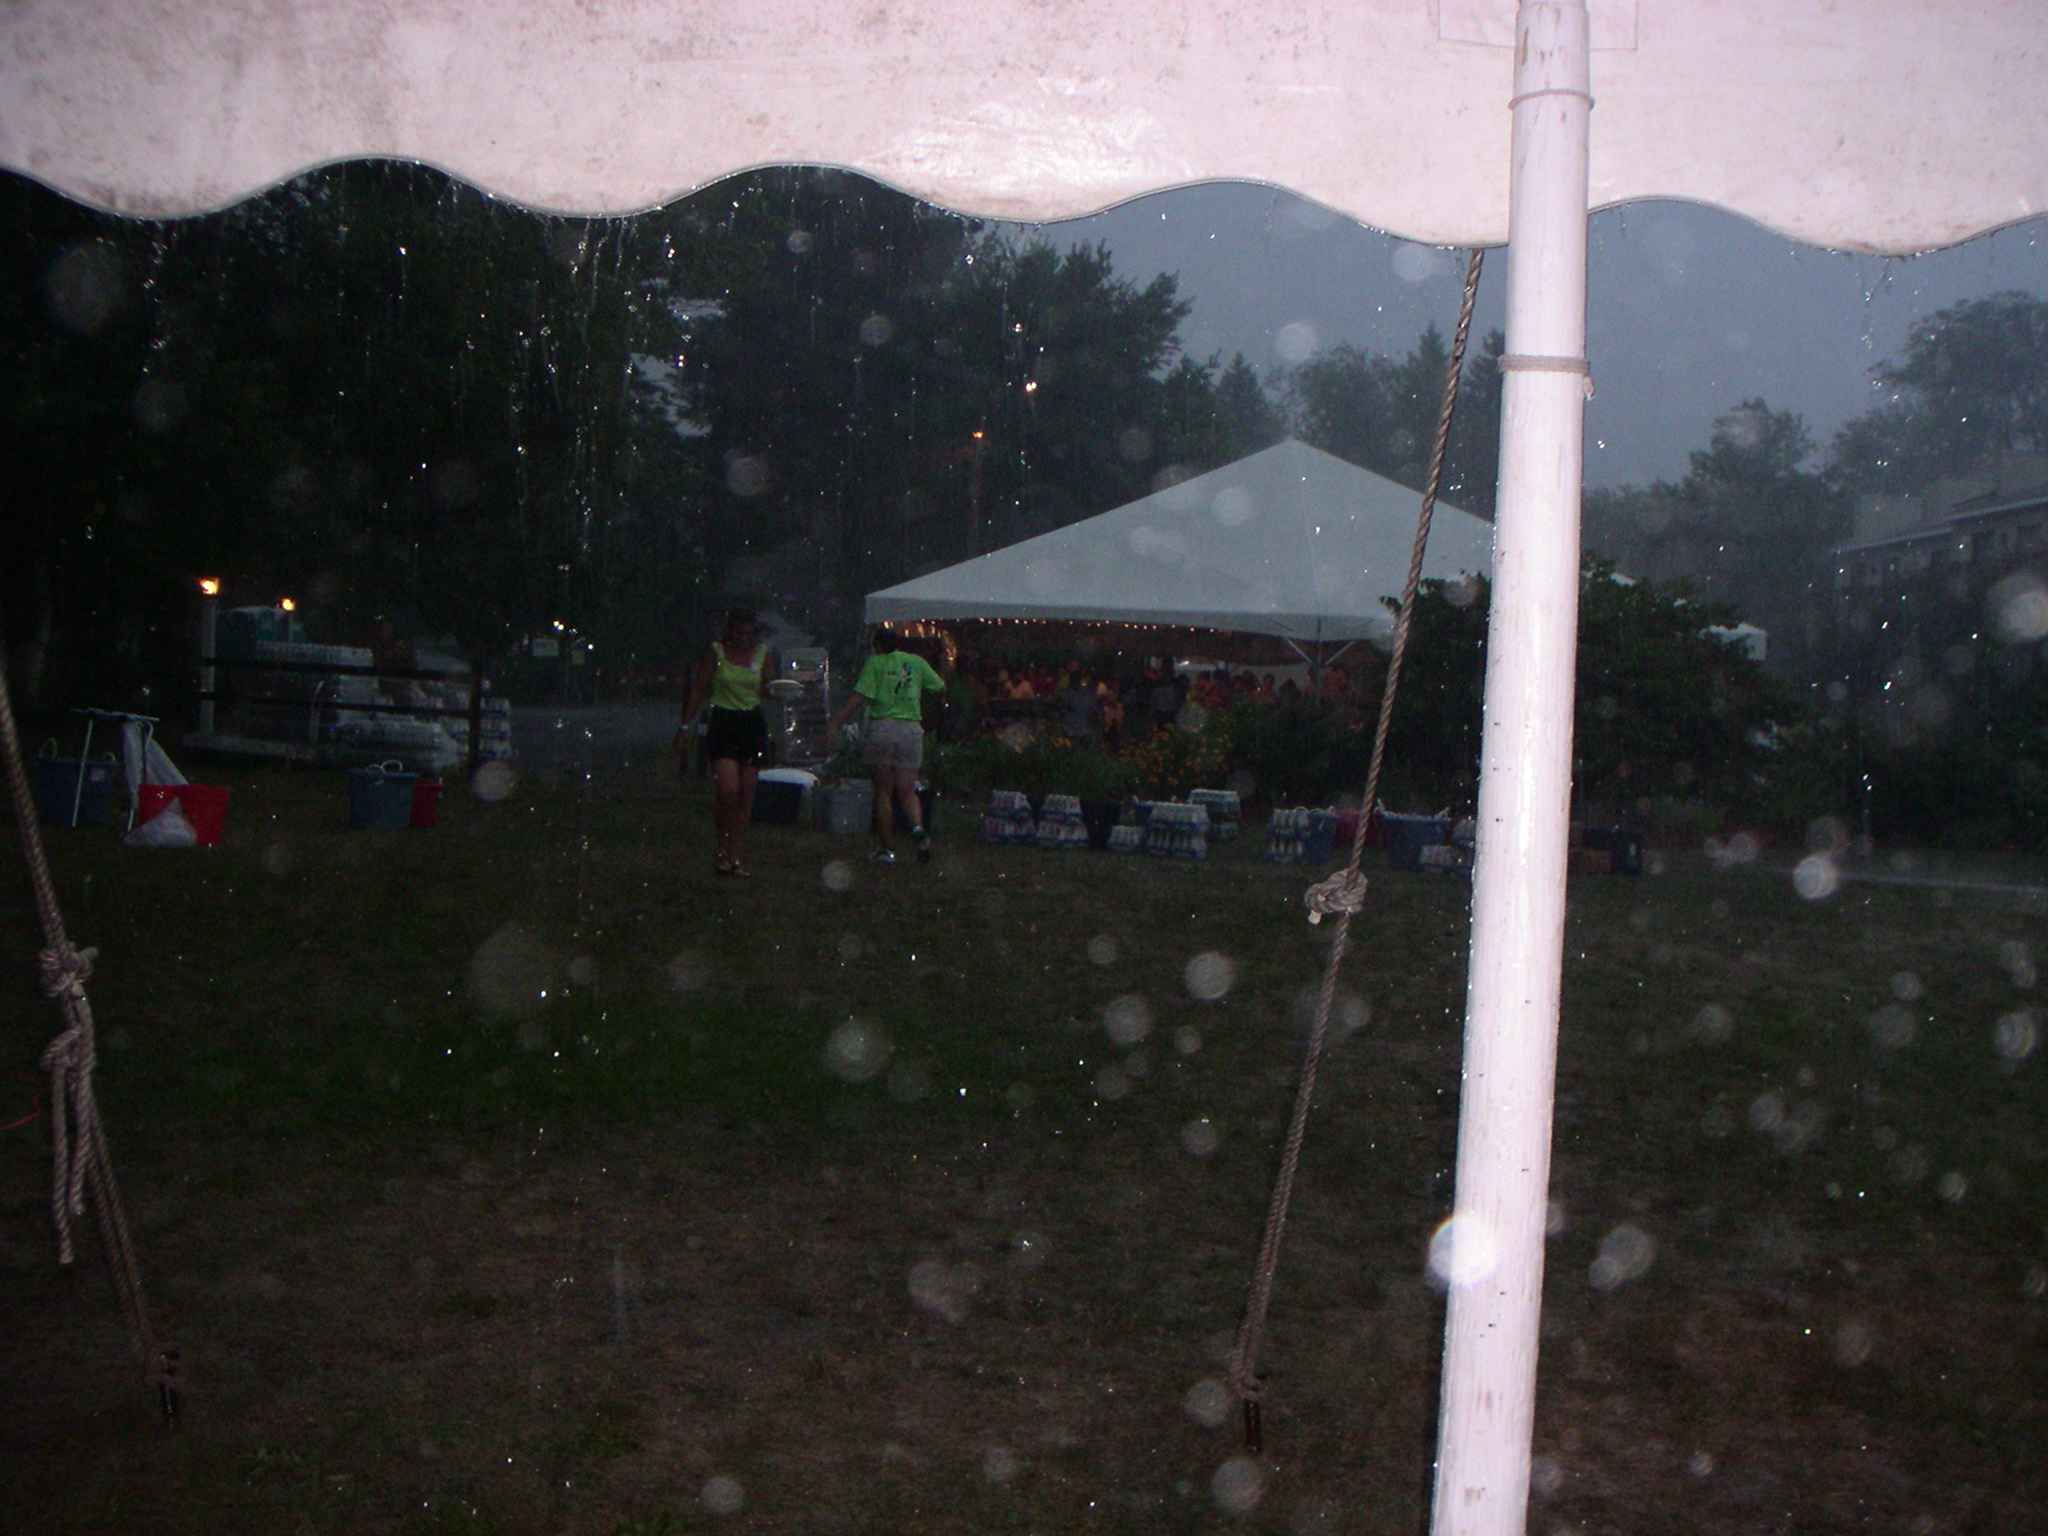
[{"xmin": 704, "ymin": 706, "xmax": 768, "ymax": 766}]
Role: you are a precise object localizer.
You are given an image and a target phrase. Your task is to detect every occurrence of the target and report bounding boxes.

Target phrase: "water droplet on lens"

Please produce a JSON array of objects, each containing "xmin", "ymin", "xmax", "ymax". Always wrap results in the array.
[
  {"xmin": 666, "ymin": 949, "xmax": 709, "ymax": 994},
  {"xmin": 1748, "ymin": 1091, "xmax": 1785, "ymax": 1132},
  {"xmin": 472, "ymin": 760, "xmax": 518, "ymax": 802},
  {"xmin": 1866, "ymin": 1003, "xmax": 1916, "ymax": 1051},
  {"xmin": 1993, "ymin": 1010, "xmax": 2038, "ymax": 1060},
  {"xmin": 1589, "ymin": 1223, "xmax": 1656, "ymax": 1291},
  {"xmin": 469, "ymin": 923, "xmax": 557, "ymax": 1018},
  {"xmin": 1426, "ymin": 1213, "xmax": 1499, "ymax": 1290},
  {"xmin": 1274, "ymin": 321, "xmax": 1319, "ymax": 365},
  {"xmin": 1211, "ymin": 1455, "xmax": 1266, "ymax": 1514},
  {"xmin": 1833, "ymin": 1320, "xmax": 1874, "ymax": 1366},
  {"xmin": 1792, "ymin": 854, "xmax": 1839, "ymax": 900},
  {"xmin": 1181, "ymin": 1118, "xmax": 1220, "ymax": 1158},
  {"xmin": 1184, "ymin": 951, "xmax": 1237, "ymax": 1001},
  {"xmin": 1211, "ymin": 486, "xmax": 1255, "ymax": 527},
  {"xmin": 1183, "ymin": 1377, "xmax": 1229, "ymax": 1427},
  {"xmin": 824, "ymin": 1017, "xmax": 893, "ymax": 1083},
  {"xmin": 1692, "ymin": 1003, "xmax": 1734, "ymax": 1043},
  {"xmin": 1103, "ymin": 994, "xmax": 1153, "ymax": 1045},
  {"xmin": 701, "ymin": 1474, "xmax": 744, "ymax": 1515}
]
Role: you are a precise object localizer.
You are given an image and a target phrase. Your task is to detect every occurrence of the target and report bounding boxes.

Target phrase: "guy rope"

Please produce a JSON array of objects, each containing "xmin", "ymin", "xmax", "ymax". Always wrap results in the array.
[
  {"xmin": 0, "ymin": 624, "xmax": 179, "ymax": 1424},
  {"xmin": 1229, "ymin": 247, "xmax": 1485, "ymax": 1451}
]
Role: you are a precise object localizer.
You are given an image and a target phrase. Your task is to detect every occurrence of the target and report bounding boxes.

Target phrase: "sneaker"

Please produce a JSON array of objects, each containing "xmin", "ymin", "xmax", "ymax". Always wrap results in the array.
[
  {"xmin": 870, "ymin": 848, "xmax": 898, "ymax": 866},
  {"xmin": 913, "ymin": 827, "xmax": 932, "ymax": 864}
]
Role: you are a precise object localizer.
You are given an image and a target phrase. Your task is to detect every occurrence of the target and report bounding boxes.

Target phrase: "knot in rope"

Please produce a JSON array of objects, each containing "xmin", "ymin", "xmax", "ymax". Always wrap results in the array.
[
  {"xmin": 40, "ymin": 1014, "xmax": 97, "ymax": 1266},
  {"xmin": 38, "ymin": 943, "xmax": 97, "ymax": 999},
  {"xmin": 1302, "ymin": 870, "xmax": 1368, "ymax": 926}
]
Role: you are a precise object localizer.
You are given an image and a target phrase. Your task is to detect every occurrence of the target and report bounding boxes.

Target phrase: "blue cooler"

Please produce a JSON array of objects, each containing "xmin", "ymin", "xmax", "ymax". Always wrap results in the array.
[
  {"xmin": 34, "ymin": 752, "xmax": 117, "ymax": 828},
  {"xmin": 753, "ymin": 768, "xmax": 817, "ymax": 825},
  {"xmin": 347, "ymin": 760, "xmax": 418, "ymax": 829},
  {"xmin": 1303, "ymin": 808, "xmax": 1340, "ymax": 864},
  {"xmin": 1382, "ymin": 812, "xmax": 1452, "ymax": 871}
]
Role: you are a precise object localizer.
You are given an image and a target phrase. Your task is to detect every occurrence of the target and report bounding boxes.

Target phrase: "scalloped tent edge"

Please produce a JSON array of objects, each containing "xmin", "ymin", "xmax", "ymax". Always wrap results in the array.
[{"xmin": 0, "ymin": 0, "xmax": 2041, "ymax": 253}]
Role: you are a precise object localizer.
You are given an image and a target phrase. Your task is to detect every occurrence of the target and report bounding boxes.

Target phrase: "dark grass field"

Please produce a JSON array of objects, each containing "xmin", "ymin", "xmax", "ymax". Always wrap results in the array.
[{"xmin": 3, "ymin": 761, "xmax": 2044, "ymax": 1533}]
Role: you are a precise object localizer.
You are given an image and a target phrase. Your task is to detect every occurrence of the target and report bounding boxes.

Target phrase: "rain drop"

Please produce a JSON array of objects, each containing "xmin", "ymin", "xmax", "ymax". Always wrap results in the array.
[
  {"xmin": 665, "ymin": 950, "xmax": 709, "ymax": 994},
  {"xmin": 471, "ymin": 759, "xmax": 518, "ymax": 802},
  {"xmin": 1184, "ymin": 952, "xmax": 1237, "ymax": 1001},
  {"xmin": 1692, "ymin": 1003, "xmax": 1734, "ymax": 1044},
  {"xmin": 1426, "ymin": 1213, "xmax": 1499, "ymax": 1290},
  {"xmin": 1274, "ymin": 320, "xmax": 1319, "ymax": 364},
  {"xmin": 701, "ymin": 1475, "xmax": 745, "ymax": 1515},
  {"xmin": 1103, "ymin": 994, "xmax": 1153, "ymax": 1046},
  {"xmin": 1211, "ymin": 1456, "xmax": 1266, "ymax": 1514},
  {"xmin": 1211, "ymin": 486, "xmax": 1255, "ymax": 527},
  {"xmin": 823, "ymin": 1017, "xmax": 893, "ymax": 1083},
  {"xmin": 1833, "ymin": 1320, "xmax": 1874, "ymax": 1367},
  {"xmin": 1589, "ymin": 1223, "xmax": 1656, "ymax": 1291},
  {"xmin": 1792, "ymin": 854, "xmax": 1840, "ymax": 900},
  {"xmin": 1993, "ymin": 1010, "xmax": 2038, "ymax": 1061},
  {"xmin": 1183, "ymin": 1377, "xmax": 1230, "ymax": 1428}
]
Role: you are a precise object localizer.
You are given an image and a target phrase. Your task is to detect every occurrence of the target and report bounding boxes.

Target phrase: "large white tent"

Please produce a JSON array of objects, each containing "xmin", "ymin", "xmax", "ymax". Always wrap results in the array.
[
  {"xmin": 865, "ymin": 440, "xmax": 1495, "ymax": 649},
  {"xmin": 5, "ymin": 5, "xmax": 2042, "ymax": 1534}
]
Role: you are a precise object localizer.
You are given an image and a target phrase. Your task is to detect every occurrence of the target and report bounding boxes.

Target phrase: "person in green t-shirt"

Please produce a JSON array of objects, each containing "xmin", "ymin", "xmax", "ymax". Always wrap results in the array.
[{"xmin": 826, "ymin": 629, "xmax": 948, "ymax": 865}]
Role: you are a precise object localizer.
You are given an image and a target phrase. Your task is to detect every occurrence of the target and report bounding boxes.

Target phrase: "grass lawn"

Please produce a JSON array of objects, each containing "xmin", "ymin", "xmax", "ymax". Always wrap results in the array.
[{"xmin": 4, "ymin": 762, "xmax": 2044, "ymax": 1533}]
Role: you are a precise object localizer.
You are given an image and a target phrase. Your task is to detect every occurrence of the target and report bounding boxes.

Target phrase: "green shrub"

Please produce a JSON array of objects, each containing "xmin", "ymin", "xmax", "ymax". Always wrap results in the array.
[{"xmin": 941, "ymin": 731, "xmax": 1133, "ymax": 801}]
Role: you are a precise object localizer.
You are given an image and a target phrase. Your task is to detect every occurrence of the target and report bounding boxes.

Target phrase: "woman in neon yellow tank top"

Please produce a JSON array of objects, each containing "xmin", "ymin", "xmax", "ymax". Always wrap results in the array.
[{"xmin": 681, "ymin": 608, "xmax": 774, "ymax": 876}]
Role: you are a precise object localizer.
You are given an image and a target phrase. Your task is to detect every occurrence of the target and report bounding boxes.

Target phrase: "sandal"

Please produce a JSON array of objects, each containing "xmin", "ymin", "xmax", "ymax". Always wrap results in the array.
[{"xmin": 727, "ymin": 862, "xmax": 753, "ymax": 879}]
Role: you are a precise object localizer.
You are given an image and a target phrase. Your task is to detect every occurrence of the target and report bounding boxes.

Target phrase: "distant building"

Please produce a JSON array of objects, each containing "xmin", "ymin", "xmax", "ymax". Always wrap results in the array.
[
  {"xmin": 1824, "ymin": 458, "xmax": 2048, "ymax": 747},
  {"xmin": 1832, "ymin": 459, "xmax": 2048, "ymax": 610}
]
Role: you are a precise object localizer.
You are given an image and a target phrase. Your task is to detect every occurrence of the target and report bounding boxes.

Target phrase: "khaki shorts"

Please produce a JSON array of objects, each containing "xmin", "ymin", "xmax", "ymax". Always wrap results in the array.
[{"xmin": 861, "ymin": 717, "xmax": 925, "ymax": 772}]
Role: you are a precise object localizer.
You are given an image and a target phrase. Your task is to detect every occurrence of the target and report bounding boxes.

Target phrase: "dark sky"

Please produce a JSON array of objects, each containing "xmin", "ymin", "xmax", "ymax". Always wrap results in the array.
[{"xmin": 1017, "ymin": 183, "xmax": 2045, "ymax": 491}]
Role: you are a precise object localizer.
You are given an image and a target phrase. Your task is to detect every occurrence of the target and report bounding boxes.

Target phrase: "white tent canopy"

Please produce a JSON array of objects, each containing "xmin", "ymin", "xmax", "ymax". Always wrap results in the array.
[
  {"xmin": 865, "ymin": 441, "xmax": 1495, "ymax": 647},
  {"xmin": 0, "ymin": 0, "xmax": 2039, "ymax": 251}
]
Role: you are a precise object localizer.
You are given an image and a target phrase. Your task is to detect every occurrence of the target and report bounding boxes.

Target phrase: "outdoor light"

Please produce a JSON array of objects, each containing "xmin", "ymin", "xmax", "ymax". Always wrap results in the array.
[
  {"xmin": 279, "ymin": 597, "xmax": 296, "ymax": 612},
  {"xmin": 198, "ymin": 577, "xmax": 221, "ymax": 596}
]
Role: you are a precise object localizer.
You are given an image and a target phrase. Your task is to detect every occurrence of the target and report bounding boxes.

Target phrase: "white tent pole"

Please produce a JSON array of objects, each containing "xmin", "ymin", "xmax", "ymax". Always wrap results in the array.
[{"xmin": 1428, "ymin": 5, "xmax": 1589, "ymax": 1536}]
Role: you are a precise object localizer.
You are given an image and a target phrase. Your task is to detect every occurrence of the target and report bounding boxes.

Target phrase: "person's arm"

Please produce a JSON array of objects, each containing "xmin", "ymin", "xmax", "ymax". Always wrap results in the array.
[
  {"xmin": 825, "ymin": 660, "xmax": 873, "ymax": 743},
  {"xmin": 825, "ymin": 691, "xmax": 867, "ymax": 738}
]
